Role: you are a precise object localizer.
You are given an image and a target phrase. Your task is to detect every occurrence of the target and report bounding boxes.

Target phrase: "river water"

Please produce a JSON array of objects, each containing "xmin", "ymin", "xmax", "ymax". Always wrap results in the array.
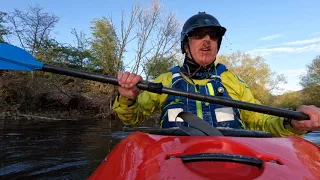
[{"xmin": 1, "ymin": 118, "xmax": 319, "ymax": 180}]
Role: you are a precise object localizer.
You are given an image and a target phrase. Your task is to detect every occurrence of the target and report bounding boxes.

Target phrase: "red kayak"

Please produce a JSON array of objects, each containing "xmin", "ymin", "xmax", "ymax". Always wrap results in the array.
[{"xmin": 88, "ymin": 130, "xmax": 320, "ymax": 180}]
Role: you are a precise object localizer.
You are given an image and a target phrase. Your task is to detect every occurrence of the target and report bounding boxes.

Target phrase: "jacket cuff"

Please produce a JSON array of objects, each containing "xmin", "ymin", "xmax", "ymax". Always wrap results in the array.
[
  {"xmin": 283, "ymin": 118, "xmax": 307, "ymax": 135},
  {"xmin": 117, "ymin": 95, "xmax": 136, "ymax": 106}
]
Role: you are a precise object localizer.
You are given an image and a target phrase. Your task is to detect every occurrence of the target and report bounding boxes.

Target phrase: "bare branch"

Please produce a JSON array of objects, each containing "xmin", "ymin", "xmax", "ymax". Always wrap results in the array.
[
  {"xmin": 111, "ymin": 1, "xmax": 142, "ymax": 73},
  {"xmin": 133, "ymin": 0, "xmax": 161, "ymax": 74},
  {"xmin": 142, "ymin": 10, "xmax": 180, "ymax": 78},
  {"xmin": 6, "ymin": 5, "xmax": 58, "ymax": 56}
]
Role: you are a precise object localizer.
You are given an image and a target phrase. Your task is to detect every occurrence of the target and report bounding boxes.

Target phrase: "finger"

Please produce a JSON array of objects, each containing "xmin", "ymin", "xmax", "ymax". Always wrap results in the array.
[
  {"xmin": 300, "ymin": 126, "xmax": 319, "ymax": 131},
  {"xmin": 121, "ymin": 72, "xmax": 130, "ymax": 88},
  {"xmin": 119, "ymin": 86, "xmax": 139, "ymax": 99},
  {"xmin": 297, "ymin": 105, "xmax": 318, "ymax": 120},
  {"xmin": 118, "ymin": 86, "xmax": 126, "ymax": 96},
  {"xmin": 294, "ymin": 118, "xmax": 319, "ymax": 131},
  {"xmin": 300, "ymin": 105, "xmax": 320, "ymax": 130},
  {"xmin": 311, "ymin": 117, "xmax": 320, "ymax": 128},
  {"xmin": 126, "ymin": 73, "xmax": 137, "ymax": 87},
  {"xmin": 129, "ymin": 86, "xmax": 141, "ymax": 96},
  {"xmin": 297, "ymin": 105, "xmax": 318, "ymax": 113},
  {"xmin": 293, "ymin": 120, "xmax": 307, "ymax": 130},
  {"xmin": 118, "ymin": 72, "xmax": 123, "ymax": 85},
  {"xmin": 129, "ymin": 75, "xmax": 143, "ymax": 88},
  {"xmin": 292, "ymin": 119, "xmax": 311, "ymax": 131}
]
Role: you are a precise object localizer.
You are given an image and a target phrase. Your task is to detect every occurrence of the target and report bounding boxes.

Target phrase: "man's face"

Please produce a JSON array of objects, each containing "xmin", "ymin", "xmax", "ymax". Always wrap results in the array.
[{"xmin": 184, "ymin": 27, "xmax": 220, "ymax": 66}]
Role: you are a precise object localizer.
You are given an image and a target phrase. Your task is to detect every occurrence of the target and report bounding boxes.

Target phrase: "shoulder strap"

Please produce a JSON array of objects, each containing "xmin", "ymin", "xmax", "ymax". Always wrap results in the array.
[
  {"xmin": 216, "ymin": 63, "xmax": 228, "ymax": 76},
  {"xmin": 171, "ymin": 66, "xmax": 183, "ymax": 83}
]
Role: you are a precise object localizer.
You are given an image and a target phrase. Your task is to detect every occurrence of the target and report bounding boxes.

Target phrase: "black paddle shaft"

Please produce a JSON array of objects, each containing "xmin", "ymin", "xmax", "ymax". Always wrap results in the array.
[{"xmin": 42, "ymin": 64, "xmax": 309, "ymax": 120}]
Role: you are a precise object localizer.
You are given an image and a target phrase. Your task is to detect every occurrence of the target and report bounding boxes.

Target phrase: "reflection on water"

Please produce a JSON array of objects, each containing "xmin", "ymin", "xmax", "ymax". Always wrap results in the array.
[
  {"xmin": 0, "ymin": 118, "xmax": 122, "ymax": 180},
  {"xmin": 0, "ymin": 118, "xmax": 319, "ymax": 179},
  {"xmin": 303, "ymin": 130, "xmax": 320, "ymax": 145}
]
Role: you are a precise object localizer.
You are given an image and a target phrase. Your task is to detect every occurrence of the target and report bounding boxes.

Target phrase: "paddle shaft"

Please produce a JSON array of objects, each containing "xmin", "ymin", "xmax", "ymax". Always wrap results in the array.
[{"xmin": 42, "ymin": 64, "xmax": 309, "ymax": 120}]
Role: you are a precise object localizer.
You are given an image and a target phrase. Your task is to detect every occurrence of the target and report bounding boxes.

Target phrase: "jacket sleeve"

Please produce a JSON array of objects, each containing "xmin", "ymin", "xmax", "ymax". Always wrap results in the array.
[
  {"xmin": 112, "ymin": 73, "xmax": 171, "ymax": 126},
  {"xmin": 233, "ymin": 74, "xmax": 307, "ymax": 137}
]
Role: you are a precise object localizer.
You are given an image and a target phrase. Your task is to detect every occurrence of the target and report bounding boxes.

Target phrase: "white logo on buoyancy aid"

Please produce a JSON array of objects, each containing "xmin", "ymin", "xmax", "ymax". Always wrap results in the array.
[
  {"xmin": 168, "ymin": 108, "xmax": 184, "ymax": 122},
  {"xmin": 172, "ymin": 72, "xmax": 181, "ymax": 80},
  {"xmin": 215, "ymin": 107, "xmax": 235, "ymax": 122}
]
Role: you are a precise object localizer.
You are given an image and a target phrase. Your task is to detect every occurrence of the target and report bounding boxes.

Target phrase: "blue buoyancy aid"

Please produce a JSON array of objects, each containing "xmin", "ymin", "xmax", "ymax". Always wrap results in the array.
[{"xmin": 160, "ymin": 63, "xmax": 244, "ymax": 129}]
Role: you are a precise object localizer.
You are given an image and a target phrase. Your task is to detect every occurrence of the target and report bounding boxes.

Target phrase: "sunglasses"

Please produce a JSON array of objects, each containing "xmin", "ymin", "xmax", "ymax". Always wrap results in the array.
[{"xmin": 188, "ymin": 30, "xmax": 221, "ymax": 41}]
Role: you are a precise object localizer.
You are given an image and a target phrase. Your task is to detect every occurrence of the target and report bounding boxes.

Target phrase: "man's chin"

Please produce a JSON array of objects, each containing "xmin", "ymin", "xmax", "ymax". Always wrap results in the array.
[{"xmin": 197, "ymin": 59, "xmax": 215, "ymax": 66}]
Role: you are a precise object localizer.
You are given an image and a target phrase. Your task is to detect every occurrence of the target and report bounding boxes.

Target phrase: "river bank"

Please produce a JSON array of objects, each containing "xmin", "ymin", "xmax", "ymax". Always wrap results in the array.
[{"xmin": 0, "ymin": 71, "xmax": 121, "ymax": 122}]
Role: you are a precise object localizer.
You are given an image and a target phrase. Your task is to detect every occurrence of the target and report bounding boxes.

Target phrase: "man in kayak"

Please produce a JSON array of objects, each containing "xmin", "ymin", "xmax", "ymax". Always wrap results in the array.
[{"xmin": 112, "ymin": 12, "xmax": 320, "ymax": 137}]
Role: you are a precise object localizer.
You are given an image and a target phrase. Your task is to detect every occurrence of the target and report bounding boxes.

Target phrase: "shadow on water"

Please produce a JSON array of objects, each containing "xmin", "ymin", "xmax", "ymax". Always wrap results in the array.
[
  {"xmin": 0, "ymin": 118, "xmax": 319, "ymax": 180},
  {"xmin": 0, "ymin": 118, "xmax": 123, "ymax": 180}
]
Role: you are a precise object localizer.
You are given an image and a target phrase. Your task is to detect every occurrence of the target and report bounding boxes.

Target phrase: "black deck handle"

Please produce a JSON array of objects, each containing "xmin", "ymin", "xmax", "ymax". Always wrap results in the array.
[{"xmin": 168, "ymin": 153, "xmax": 263, "ymax": 168}]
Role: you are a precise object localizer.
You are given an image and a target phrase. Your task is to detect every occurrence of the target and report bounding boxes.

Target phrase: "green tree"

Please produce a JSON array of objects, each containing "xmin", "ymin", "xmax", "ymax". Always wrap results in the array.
[
  {"xmin": 272, "ymin": 91, "xmax": 302, "ymax": 110},
  {"xmin": 145, "ymin": 55, "xmax": 178, "ymax": 80},
  {"xmin": 300, "ymin": 55, "xmax": 320, "ymax": 87},
  {"xmin": 90, "ymin": 17, "xmax": 120, "ymax": 75},
  {"xmin": 300, "ymin": 55, "xmax": 320, "ymax": 106},
  {"xmin": 36, "ymin": 38, "xmax": 68, "ymax": 63},
  {"xmin": 67, "ymin": 29, "xmax": 93, "ymax": 67},
  {"xmin": 36, "ymin": 38, "xmax": 95, "ymax": 73},
  {"xmin": 217, "ymin": 51, "xmax": 287, "ymax": 105},
  {"xmin": 0, "ymin": 12, "xmax": 9, "ymax": 43},
  {"xmin": 37, "ymin": 29, "xmax": 93, "ymax": 69}
]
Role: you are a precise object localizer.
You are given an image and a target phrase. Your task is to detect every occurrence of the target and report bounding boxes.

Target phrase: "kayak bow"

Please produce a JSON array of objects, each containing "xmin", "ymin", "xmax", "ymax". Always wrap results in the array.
[{"xmin": 88, "ymin": 131, "xmax": 320, "ymax": 180}]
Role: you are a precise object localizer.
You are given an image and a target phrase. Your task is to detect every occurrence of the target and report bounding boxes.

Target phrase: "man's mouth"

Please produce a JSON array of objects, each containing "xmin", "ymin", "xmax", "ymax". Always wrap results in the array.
[{"xmin": 200, "ymin": 48, "xmax": 211, "ymax": 51}]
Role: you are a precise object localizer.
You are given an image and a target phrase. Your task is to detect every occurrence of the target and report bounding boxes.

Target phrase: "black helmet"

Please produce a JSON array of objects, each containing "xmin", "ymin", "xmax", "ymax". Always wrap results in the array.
[{"xmin": 180, "ymin": 12, "xmax": 227, "ymax": 54}]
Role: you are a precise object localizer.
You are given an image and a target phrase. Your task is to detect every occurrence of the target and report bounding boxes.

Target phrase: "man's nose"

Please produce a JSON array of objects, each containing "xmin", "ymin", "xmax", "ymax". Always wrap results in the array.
[
  {"xmin": 204, "ymin": 33, "xmax": 211, "ymax": 41},
  {"xmin": 204, "ymin": 34, "xmax": 211, "ymax": 40}
]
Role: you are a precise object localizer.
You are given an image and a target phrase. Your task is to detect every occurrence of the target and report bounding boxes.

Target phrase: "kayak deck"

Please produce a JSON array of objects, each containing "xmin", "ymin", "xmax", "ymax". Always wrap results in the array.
[{"xmin": 88, "ymin": 132, "xmax": 320, "ymax": 180}]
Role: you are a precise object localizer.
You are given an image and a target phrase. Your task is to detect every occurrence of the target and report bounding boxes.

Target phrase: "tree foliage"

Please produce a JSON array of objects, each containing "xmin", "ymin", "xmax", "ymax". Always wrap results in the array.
[
  {"xmin": 36, "ymin": 38, "xmax": 68, "ymax": 63},
  {"xmin": 90, "ymin": 17, "xmax": 120, "ymax": 75},
  {"xmin": 0, "ymin": 12, "xmax": 9, "ymax": 43},
  {"xmin": 271, "ymin": 91, "xmax": 302, "ymax": 110},
  {"xmin": 299, "ymin": 56, "xmax": 320, "ymax": 106},
  {"xmin": 68, "ymin": 29, "xmax": 93, "ymax": 67},
  {"xmin": 145, "ymin": 55, "xmax": 178, "ymax": 80},
  {"xmin": 300, "ymin": 55, "xmax": 320, "ymax": 88},
  {"xmin": 36, "ymin": 32, "xmax": 93, "ymax": 70},
  {"xmin": 217, "ymin": 51, "xmax": 287, "ymax": 104}
]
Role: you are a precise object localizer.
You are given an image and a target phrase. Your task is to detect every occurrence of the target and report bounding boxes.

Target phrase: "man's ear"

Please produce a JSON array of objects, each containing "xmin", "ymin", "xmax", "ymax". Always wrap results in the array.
[{"xmin": 184, "ymin": 43, "xmax": 189, "ymax": 55}]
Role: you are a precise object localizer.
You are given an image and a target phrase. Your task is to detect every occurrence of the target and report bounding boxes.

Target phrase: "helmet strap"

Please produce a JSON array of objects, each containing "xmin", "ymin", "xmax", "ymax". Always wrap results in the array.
[{"xmin": 187, "ymin": 42, "xmax": 196, "ymax": 64}]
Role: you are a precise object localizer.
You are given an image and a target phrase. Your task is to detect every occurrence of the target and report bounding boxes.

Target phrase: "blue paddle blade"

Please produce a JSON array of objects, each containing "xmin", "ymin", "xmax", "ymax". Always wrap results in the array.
[{"xmin": 0, "ymin": 43, "xmax": 44, "ymax": 71}]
